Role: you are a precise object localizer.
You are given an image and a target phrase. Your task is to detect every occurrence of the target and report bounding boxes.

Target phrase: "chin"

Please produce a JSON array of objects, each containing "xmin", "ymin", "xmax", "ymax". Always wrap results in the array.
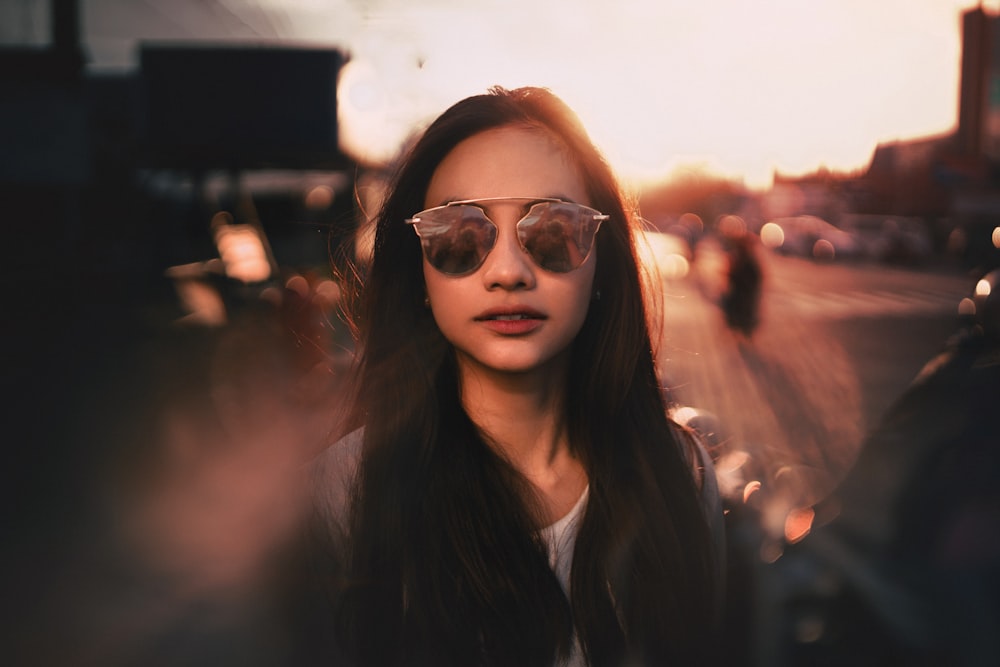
[{"xmin": 481, "ymin": 354, "xmax": 568, "ymax": 377}]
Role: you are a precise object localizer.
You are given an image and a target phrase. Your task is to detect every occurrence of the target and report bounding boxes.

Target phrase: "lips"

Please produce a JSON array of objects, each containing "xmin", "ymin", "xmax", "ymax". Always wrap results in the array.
[
  {"xmin": 475, "ymin": 306, "xmax": 546, "ymax": 322},
  {"xmin": 475, "ymin": 306, "xmax": 546, "ymax": 334}
]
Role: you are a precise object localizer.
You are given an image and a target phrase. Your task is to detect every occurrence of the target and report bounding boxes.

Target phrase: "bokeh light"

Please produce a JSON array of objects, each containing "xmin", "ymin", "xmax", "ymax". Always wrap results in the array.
[
  {"xmin": 760, "ymin": 222, "xmax": 785, "ymax": 249},
  {"xmin": 214, "ymin": 224, "xmax": 271, "ymax": 283},
  {"xmin": 812, "ymin": 238, "xmax": 836, "ymax": 260},
  {"xmin": 976, "ymin": 278, "xmax": 993, "ymax": 297},
  {"xmin": 305, "ymin": 184, "xmax": 335, "ymax": 210},
  {"xmin": 784, "ymin": 507, "xmax": 816, "ymax": 544}
]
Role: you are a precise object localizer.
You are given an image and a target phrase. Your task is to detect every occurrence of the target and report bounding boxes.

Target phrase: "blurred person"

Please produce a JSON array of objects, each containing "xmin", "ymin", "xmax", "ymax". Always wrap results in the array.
[
  {"xmin": 303, "ymin": 86, "xmax": 726, "ymax": 666},
  {"xmin": 761, "ymin": 269, "xmax": 1000, "ymax": 666},
  {"xmin": 720, "ymin": 231, "xmax": 763, "ymax": 340}
]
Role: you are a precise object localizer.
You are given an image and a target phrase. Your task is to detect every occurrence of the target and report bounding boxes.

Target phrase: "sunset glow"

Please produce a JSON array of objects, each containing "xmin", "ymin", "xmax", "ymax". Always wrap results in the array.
[
  {"xmin": 323, "ymin": 0, "xmax": 996, "ymax": 189},
  {"xmin": 66, "ymin": 0, "xmax": 1000, "ymax": 188}
]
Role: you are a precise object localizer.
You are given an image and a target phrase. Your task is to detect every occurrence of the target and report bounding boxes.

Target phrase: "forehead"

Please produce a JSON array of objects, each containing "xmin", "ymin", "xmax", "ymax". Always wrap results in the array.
[{"xmin": 424, "ymin": 126, "xmax": 588, "ymax": 208}]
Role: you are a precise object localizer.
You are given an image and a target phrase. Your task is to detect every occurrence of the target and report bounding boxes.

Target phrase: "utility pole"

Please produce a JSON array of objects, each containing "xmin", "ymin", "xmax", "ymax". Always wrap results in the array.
[{"xmin": 51, "ymin": 0, "xmax": 86, "ymax": 79}]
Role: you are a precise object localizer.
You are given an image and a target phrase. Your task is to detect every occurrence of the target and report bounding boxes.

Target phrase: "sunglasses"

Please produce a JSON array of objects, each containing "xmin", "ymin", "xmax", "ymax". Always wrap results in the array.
[{"xmin": 405, "ymin": 197, "xmax": 608, "ymax": 276}]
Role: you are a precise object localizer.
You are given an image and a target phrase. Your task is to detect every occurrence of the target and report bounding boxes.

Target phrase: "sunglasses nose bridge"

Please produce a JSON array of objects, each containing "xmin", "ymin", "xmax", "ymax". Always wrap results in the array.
[
  {"xmin": 469, "ymin": 205, "xmax": 521, "ymax": 251},
  {"xmin": 478, "ymin": 211, "xmax": 537, "ymax": 284}
]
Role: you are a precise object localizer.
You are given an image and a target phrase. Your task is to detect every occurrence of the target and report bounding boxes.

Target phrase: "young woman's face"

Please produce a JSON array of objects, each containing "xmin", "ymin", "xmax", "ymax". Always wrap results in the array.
[{"xmin": 420, "ymin": 125, "xmax": 598, "ymax": 380}]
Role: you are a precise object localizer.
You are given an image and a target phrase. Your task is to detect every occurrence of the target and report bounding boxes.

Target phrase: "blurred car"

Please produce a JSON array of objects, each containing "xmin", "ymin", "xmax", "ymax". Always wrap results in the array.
[
  {"xmin": 758, "ymin": 215, "xmax": 861, "ymax": 261},
  {"xmin": 840, "ymin": 214, "xmax": 933, "ymax": 264}
]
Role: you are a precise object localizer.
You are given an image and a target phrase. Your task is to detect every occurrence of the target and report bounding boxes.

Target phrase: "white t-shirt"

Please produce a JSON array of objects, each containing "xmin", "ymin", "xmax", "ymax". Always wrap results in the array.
[
  {"xmin": 539, "ymin": 485, "xmax": 589, "ymax": 667},
  {"xmin": 540, "ymin": 485, "xmax": 589, "ymax": 595}
]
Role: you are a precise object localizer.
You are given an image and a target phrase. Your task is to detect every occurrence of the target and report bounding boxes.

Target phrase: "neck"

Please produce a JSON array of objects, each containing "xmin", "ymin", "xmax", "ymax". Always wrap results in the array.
[{"xmin": 457, "ymin": 359, "xmax": 587, "ymax": 524}]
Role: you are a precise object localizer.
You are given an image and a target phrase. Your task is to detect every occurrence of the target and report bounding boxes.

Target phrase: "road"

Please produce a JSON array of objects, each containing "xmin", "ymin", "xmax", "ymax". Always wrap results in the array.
[{"xmin": 652, "ymin": 238, "xmax": 975, "ymax": 535}]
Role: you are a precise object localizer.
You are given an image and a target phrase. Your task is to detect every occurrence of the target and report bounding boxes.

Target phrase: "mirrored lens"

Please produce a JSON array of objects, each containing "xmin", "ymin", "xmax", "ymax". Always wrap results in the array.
[
  {"xmin": 409, "ymin": 199, "xmax": 604, "ymax": 276},
  {"xmin": 519, "ymin": 202, "xmax": 602, "ymax": 272},
  {"xmin": 414, "ymin": 206, "xmax": 497, "ymax": 275}
]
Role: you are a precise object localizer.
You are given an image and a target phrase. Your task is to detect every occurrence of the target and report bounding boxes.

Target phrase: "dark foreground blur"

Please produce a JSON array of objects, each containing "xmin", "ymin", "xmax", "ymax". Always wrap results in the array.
[
  {"xmin": 767, "ymin": 314, "xmax": 1000, "ymax": 665},
  {"xmin": 709, "ymin": 267, "xmax": 1000, "ymax": 666},
  {"xmin": 6, "ymin": 248, "xmax": 354, "ymax": 664}
]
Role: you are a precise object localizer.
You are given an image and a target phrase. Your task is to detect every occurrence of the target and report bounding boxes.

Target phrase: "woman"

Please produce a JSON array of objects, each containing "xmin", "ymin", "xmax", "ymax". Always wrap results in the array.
[{"xmin": 308, "ymin": 86, "xmax": 723, "ymax": 666}]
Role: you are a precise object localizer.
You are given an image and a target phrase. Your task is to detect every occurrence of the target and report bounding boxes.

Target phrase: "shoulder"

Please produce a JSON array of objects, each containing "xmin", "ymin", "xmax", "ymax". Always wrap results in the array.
[
  {"xmin": 669, "ymin": 420, "xmax": 713, "ymax": 494},
  {"xmin": 669, "ymin": 419, "xmax": 726, "ymax": 549}
]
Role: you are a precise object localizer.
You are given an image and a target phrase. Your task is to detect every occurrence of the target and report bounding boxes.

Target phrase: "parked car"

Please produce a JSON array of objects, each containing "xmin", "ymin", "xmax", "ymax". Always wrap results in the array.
[
  {"xmin": 758, "ymin": 215, "xmax": 861, "ymax": 261},
  {"xmin": 840, "ymin": 214, "xmax": 933, "ymax": 264}
]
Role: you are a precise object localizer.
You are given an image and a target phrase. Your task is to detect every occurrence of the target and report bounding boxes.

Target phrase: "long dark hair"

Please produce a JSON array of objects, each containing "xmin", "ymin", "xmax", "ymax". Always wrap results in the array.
[{"xmin": 323, "ymin": 86, "xmax": 718, "ymax": 666}]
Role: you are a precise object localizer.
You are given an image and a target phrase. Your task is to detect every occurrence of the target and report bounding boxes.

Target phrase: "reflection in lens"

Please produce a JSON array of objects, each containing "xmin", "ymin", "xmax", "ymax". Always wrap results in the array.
[
  {"xmin": 520, "ymin": 203, "xmax": 594, "ymax": 273},
  {"xmin": 522, "ymin": 216, "xmax": 574, "ymax": 272},
  {"xmin": 420, "ymin": 207, "xmax": 496, "ymax": 275}
]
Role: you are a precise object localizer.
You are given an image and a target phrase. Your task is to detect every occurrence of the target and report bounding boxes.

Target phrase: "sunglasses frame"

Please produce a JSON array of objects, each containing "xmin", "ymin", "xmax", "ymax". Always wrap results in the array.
[{"xmin": 405, "ymin": 197, "xmax": 609, "ymax": 276}]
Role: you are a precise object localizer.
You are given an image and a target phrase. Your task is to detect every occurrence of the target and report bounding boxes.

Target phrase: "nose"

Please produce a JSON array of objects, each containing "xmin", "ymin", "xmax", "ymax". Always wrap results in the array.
[{"xmin": 480, "ymin": 219, "xmax": 536, "ymax": 291}]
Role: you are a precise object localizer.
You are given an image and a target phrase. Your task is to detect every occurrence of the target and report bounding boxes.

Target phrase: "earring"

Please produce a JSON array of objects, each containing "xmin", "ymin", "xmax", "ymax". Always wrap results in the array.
[
  {"xmin": 593, "ymin": 290, "xmax": 601, "ymax": 302},
  {"xmin": 424, "ymin": 295, "xmax": 431, "ymax": 308}
]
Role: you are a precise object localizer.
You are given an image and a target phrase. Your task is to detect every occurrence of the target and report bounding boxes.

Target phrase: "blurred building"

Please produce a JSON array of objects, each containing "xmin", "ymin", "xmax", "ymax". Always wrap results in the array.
[
  {"xmin": 2, "ymin": 0, "xmax": 359, "ymax": 302},
  {"xmin": 1, "ymin": 0, "xmax": 89, "ymax": 267},
  {"xmin": 3, "ymin": 3, "xmax": 360, "ymax": 516},
  {"xmin": 767, "ymin": 5, "xmax": 1000, "ymax": 271},
  {"xmin": 945, "ymin": 4, "xmax": 1000, "ymax": 270},
  {"xmin": 957, "ymin": 4, "xmax": 1000, "ymax": 160}
]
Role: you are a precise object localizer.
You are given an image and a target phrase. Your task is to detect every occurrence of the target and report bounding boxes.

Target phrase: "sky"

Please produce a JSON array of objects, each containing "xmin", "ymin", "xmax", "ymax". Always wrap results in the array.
[{"xmin": 4, "ymin": 0, "xmax": 996, "ymax": 188}]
